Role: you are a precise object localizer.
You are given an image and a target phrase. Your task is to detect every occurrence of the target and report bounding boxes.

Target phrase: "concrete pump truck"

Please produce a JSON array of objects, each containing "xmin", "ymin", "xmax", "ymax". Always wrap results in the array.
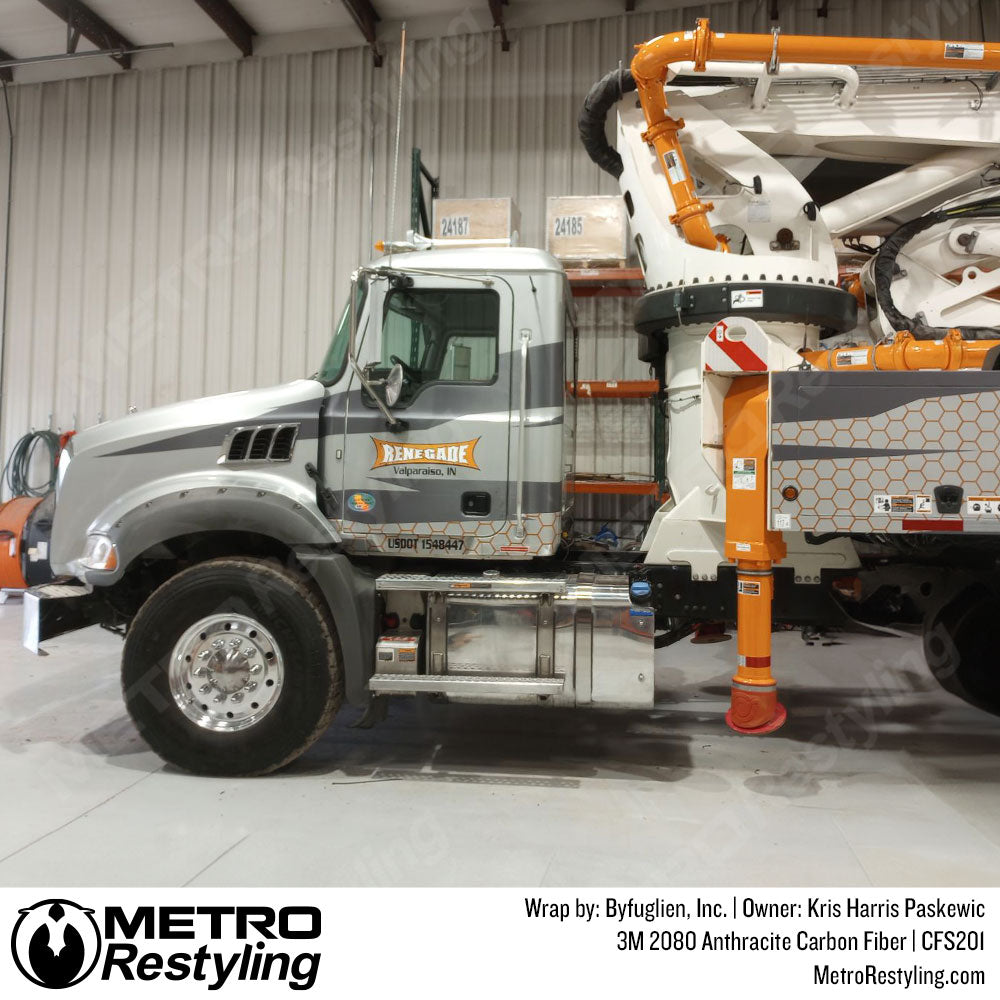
[{"xmin": 11, "ymin": 19, "xmax": 1000, "ymax": 774}]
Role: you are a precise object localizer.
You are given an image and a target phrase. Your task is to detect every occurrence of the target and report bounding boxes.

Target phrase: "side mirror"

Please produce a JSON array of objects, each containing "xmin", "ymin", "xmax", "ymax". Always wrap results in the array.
[{"xmin": 384, "ymin": 363, "xmax": 404, "ymax": 407}]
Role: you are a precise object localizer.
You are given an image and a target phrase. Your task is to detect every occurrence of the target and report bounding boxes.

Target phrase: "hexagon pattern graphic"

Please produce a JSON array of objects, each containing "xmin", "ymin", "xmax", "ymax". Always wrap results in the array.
[
  {"xmin": 336, "ymin": 513, "xmax": 561, "ymax": 557},
  {"xmin": 772, "ymin": 390, "xmax": 1000, "ymax": 533}
]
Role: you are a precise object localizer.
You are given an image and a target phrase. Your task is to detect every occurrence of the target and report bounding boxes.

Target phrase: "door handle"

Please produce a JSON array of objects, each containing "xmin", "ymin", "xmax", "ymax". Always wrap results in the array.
[
  {"xmin": 462, "ymin": 492, "xmax": 491, "ymax": 516},
  {"xmin": 513, "ymin": 328, "xmax": 531, "ymax": 540}
]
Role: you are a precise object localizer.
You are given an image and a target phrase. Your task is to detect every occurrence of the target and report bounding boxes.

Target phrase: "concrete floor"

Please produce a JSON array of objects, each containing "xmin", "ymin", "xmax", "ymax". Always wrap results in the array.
[{"xmin": 1, "ymin": 600, "xmax": 999, "ymax": 888}]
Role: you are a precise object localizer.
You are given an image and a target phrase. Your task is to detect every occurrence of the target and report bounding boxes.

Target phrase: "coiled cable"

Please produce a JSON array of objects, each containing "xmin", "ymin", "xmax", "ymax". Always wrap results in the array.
[{"xmin": 3, "ymin": 430, "xmax": 60, "ymax": 499}]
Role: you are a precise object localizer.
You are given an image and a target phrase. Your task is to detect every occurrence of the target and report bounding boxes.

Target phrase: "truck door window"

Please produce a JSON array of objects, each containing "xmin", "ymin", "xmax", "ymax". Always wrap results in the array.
[{"xmin": 373, "ymin": 287, "xmax": 500, "ymax": 405}]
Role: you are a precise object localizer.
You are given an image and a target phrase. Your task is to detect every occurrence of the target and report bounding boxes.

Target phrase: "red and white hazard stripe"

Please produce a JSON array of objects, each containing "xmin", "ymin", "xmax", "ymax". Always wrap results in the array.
[{"xmin": 702, "ymin": 317, "xmax": 770, "ymax": 373}]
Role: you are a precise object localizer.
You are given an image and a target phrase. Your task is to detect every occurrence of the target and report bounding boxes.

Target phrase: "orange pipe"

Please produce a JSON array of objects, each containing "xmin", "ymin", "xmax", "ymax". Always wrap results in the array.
[
  {"xmin": 630, "ymin": 18, "xmax": 1000, "ymax": 252},
  {"xmin": 803, "ymin": 329, "xmax": 1000, "ymax": 371},
  {"xmin": 722, "ymin": 377, "xmax": 787, "ymax": 734}
]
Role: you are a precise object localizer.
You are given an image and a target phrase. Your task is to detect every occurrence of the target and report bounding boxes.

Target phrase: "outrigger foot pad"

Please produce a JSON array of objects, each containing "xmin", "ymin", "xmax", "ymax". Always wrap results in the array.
[{"xmin": 725, "ymin": 701, "xmax": 787, "ymax": 735}]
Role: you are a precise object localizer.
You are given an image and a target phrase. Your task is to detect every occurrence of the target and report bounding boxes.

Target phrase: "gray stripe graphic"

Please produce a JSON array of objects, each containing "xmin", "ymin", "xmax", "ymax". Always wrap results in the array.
[
  {"xmin": 343, "ymin": 479, "xmax": 562, "ymax": 524},
  {"xmin": 101, "ymin": 401, "xmax": 322, "ymax": 457},
  {"xmin": 771, "ymin": 371, "xmax": 1000, "ymax": 425},
  {"xmin": 772, "ymin": 445, "xmax": 949, "ymax": 461}
]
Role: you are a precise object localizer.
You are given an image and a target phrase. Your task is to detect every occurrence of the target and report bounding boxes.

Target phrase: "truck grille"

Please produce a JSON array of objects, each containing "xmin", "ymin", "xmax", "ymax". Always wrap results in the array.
[{"xmin": 220, "ymin": 424, "xmax": 299, "ymax": 464}]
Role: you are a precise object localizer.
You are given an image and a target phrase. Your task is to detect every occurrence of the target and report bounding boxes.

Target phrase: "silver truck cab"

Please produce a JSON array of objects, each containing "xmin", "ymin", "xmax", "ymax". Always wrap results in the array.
[{"xmin": 26, "ymin": 247, "xmax": 645, "ymax": 777}]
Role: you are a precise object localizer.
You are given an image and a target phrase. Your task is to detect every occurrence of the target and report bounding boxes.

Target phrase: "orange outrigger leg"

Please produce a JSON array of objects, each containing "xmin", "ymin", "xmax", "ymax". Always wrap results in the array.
[{"xmin": 723, "ymin": 377, "xmax": 787, "ymax": 734}]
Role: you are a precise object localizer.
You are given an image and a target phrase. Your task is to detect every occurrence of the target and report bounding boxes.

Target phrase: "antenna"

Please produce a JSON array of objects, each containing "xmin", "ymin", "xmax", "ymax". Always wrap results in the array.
[{"xmin": 387, "ymin": 22, "xmax": 407, "ymax": 268}]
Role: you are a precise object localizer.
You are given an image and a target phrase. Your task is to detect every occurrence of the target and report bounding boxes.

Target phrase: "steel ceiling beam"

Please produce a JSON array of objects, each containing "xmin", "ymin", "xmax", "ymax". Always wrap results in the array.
[
  {"xmin": 341, "ymin": 0, "xmax": 383, "ymax": 67},
  {"xmin": 0, "ymin": 47, "xmax": 13, "ymax": 83},
  {"xmin": 191, "ymin": 0, "xmax": 255, "ymax": 58},
  {"xmin": 488, "ymin": 1, "xmax": 510, "ymax": 52},
  {"xmin": 35, "ymin": 0, "xmax": 136, "ymax": 70}
]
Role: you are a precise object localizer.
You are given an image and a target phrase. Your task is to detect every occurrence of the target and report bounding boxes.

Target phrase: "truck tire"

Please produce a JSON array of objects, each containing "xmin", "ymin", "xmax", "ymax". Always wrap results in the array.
[
  {"xmin": 122, "ymin": 557, "xmax": 343, "ymax": 775},
  {"xmin": 922, "ymin": 589, "xmax": 1000, "ymax": 717}
]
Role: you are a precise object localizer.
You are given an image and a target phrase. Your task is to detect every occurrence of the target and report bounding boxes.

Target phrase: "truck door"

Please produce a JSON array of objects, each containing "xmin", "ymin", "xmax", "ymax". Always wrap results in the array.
[{"xmin": 337, "ymin": 273, "xmax": 514, "ymax": 557}]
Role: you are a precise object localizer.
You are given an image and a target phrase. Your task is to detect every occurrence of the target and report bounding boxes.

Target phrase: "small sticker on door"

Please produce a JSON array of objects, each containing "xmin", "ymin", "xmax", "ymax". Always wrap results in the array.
[
  {"xmin": 915, "ymin": 495, "xmax": 932, "ymax": 513},
  {"xmin": 732, "ymin": 457, "xmax": 757, "ymax": 490},
  {"xmin": 774, "ymin": 512, "xmax": 791, "ymax": 530},
  {"xmin": 348, "ymin": 492, "xmax": 376, "ymax": 513}
]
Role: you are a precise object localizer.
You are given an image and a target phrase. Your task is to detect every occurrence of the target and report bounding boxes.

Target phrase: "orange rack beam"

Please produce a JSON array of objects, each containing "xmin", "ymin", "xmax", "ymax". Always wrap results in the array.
[
  {"xmin": 567, "ymin": 477, "xmax": 664, "ymax": 497},
  {"xmin": 568, "ymin": 379, "xmax": 658, "ymax": 399},
  {"xmin": 565, "ymin": 267, "xmax": 645, "ymax": 298}
]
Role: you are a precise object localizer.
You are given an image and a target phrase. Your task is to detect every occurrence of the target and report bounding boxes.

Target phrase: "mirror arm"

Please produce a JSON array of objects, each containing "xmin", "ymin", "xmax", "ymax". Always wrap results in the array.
[{"xmin": 349, "ymin": 267, "xmax": 405, "ymax": 431}]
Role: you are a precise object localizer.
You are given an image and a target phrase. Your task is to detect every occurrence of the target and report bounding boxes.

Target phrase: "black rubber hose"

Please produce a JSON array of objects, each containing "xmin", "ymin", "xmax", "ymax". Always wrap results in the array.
[
  {"xmin": 2, "ymin": 430, "xmax": 60, "ymax": 499},
  {"xmin": 873, "ymin": 202, "xmax": 1000, "ymax": 341},
  {"xmin": 578, "ymin": 67, "xmax": 636, "ymax": 179}
]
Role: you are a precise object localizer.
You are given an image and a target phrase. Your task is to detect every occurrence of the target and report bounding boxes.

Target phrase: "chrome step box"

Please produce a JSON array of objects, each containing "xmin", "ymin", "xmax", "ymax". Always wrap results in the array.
[
  {"xmin": 373, "ymin": 572, "xmax": 654, "ymax": 708},
  {"xmin": 369, "ymin": 674, "xmax": 565, "ymax": 697}
]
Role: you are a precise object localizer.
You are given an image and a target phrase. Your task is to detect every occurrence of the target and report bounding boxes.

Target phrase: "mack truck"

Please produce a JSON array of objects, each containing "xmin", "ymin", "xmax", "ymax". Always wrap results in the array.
[{"xmin": 17, "ymin": 19, "xmax": 1000, "ymax": 775}]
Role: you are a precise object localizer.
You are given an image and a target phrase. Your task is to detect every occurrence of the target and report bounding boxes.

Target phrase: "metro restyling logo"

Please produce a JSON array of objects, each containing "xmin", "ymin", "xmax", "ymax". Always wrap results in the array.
[
  {"xmin": 10, "ymin": 901, "xmax": 321, "ymax": 991},
  {"xmin": 371, "ymin": 436, "xmax": 480, "ymax": 470},
  {"xmin": 12, "ymin": 900, "xmax": 101, "ymax": 988}
]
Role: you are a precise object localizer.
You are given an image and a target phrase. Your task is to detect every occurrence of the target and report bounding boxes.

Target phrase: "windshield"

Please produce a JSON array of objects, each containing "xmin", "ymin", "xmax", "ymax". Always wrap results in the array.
[{"xmin": 316, "ymin": 277, "xmax": 367, "ymax": 385}]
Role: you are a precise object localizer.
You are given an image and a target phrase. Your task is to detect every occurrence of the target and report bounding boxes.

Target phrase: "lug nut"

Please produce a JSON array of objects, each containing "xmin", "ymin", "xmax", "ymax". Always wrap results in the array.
[
  {"xmin": 212, "ymin": 638, "xmax": 225, "ymax": 649},
  {"xmin": 249, "ymin": 662, "xmax": 263, "ymax": 674},
  {"xmin": 199, "ymin": 650, "xmax": 212, "ymax": 660},
  {"xmin": 230, "ymin": 692, "xmax": 244, "ymax": 703},
  {"xmin": 213, "ymin": 693, "xmax": 226, "ymax": 703},
  {"xmin": 199, "ymin": 683, "xmax": 213, "ymax": 694},
  {"xmin": 229, "ymin": 638, "xmax": 242, "ymax": 648},
  {"xmin": 246, "ymin": 681, "xmax": 258, "ymax": 692}
]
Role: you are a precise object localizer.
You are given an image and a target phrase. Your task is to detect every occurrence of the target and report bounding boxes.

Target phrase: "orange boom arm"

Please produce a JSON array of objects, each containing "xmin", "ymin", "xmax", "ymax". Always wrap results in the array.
[{"xmin": 630, "ymin": 18, "xmax": 1000, "ymax": 251}]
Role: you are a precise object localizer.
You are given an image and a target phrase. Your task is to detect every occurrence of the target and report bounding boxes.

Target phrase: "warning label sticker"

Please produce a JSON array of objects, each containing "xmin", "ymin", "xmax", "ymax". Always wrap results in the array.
[
  {"xmin": 732, "ymin": 458, "xmax": 757, "ymax": 491},
  {"xmin": 967, "ymin": 497, "xmax": 1000, "ymax": 515},
  {"xmin": 737, "ymin": 580, "xmax": 761, "ymax": 597},
  {"xmin": 944, "ymin": 42, "xmax": 984, "ymax": 60},
  {"xmin": 747, "ymin": 197, "xmax": 771, "ymax": 223},
  {"xmin": 873, "ymin": 494, "xmax": 917, "ymax": 515},
  {"xmin": 731, "ymin": 288, "xmax": 764, "ymax": 309},
  {"xmin": 834, "ymin": 349, "xmax": 870, "ymax": 368},
  {"xmin": 662, "ymin": 150, "xmax": 686, "ymax": 185},
  {"xmin": 915, "ymin": 495, "xmax": 932, "ymax": 513}
]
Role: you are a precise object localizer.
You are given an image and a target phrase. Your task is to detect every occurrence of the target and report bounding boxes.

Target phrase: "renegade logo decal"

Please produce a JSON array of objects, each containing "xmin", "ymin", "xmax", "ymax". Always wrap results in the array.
[{"xmin": 371, "ymin": 437, "xmax": 480, "ymax": 471}]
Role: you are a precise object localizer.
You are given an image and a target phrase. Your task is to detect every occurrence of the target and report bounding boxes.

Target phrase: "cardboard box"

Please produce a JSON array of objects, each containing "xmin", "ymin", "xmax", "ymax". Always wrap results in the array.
[
  {"xmin": 546, "ymin": 195, "xmax": 629, "ymax": 265},
  {"xmin": 432, "ymin": 197, "xmax": 520, "ymax": 243}
]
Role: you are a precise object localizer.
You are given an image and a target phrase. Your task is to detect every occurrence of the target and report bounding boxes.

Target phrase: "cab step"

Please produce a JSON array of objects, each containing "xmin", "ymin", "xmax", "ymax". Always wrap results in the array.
[{"xmin": 368, "ymin": 673, "xmax": 565, "ymax": 697}]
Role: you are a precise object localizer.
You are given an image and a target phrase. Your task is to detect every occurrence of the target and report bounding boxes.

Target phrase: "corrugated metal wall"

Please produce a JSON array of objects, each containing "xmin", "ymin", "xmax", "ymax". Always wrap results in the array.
[{"xmin": 0, "ymin": 1, "xmax": 993, "ymax": 500}]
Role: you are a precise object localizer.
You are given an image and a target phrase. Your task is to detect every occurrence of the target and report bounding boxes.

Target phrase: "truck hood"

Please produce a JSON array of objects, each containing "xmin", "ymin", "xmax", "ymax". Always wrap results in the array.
[
  {"xmin": 68, "ymin": 379, "xmax": 326, "ymax": 460},
  {"xmin": 51, "ymin": 379, "xmax": 329, "ymax": 578}
]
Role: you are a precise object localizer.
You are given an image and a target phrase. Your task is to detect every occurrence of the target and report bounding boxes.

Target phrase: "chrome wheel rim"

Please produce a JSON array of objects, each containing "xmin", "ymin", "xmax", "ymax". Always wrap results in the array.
[{"xmin": 169, "ymin": 613, "xmax": 284, "ymax": 732}]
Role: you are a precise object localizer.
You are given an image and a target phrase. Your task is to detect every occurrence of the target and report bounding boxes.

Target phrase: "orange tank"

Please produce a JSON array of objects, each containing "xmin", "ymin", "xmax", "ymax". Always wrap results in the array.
[{"xmin": 0, "ymin": 496, "xmax": 45, "ymax": 590}]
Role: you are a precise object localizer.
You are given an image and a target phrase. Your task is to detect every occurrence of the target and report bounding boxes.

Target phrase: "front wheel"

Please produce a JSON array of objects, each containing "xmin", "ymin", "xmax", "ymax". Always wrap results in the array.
[{"xmin": 123, "ymin": 557, "xmax": 343, "ymax": 775}]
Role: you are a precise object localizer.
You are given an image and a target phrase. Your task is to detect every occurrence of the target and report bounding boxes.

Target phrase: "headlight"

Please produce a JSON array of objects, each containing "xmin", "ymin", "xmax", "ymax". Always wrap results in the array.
[
  {"xmin": 79, "ymin": 533, "xmax": 118, "ymax": 572},
  {"xmin": 56, "ymin": 445, "xmax": 72, "ymax": 499}
]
